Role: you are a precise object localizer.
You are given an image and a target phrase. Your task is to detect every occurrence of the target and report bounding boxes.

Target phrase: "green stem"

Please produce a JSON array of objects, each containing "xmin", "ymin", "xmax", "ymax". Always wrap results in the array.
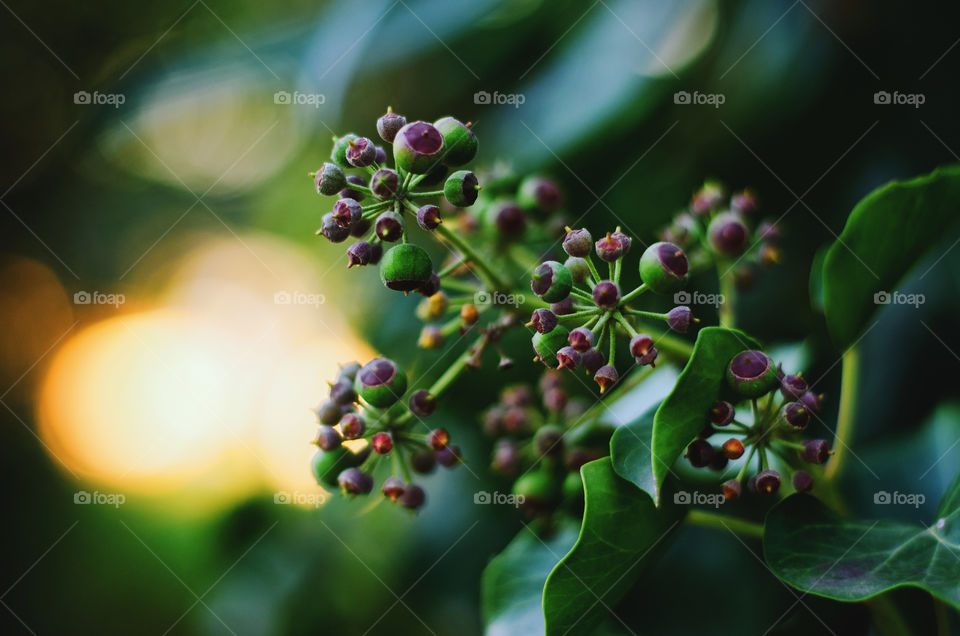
[
  {"xmin": 407, "ymin": 190, "xmax": 443, "ymax": 199},
  {"xmin": 569, "ymin": 288, "xmax": 594, "ymax": 303},
  {"xmin": 440, "ymin": 277, "xmax": 479, "ymax": 293},
  {"xmin": 434, "ymin": 223, "xmax": 509, "ymax": 290},
  {"xmin": 585, "ymin": 256, "xmax": 603, "ymax": 283},
  {"xmin": 555, "ymin": 309, "xmax": 599, "ymax": 322},
  {"xmin": 718, "ymin": 267, "xmax": 736, "ymax": 328},
  {"xmin": 686, "ymin": 509, "xmax": 763, "ymax": 539},
  {"xmin": 622, "ymin": 308, "xmax": 667, "ymax": 321},
  {"xmin": 619, "ymin": 283, "xmax": 648, "ymax": 305},
  {"xmin": 613, "ymin": 312, "xmax": 638, "ymax": 338},
  {"xmin": 824, "ymin": 347, "xmax": 859, "ymax": 481}
]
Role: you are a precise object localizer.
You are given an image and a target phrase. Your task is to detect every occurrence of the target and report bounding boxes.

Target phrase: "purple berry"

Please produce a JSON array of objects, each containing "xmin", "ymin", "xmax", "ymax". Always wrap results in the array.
[
  {"xmin": 707, "ymin": 212, "xmax": 750, "ymax": 256},
  {"xmin": 346, "ymin": 137, "xmax": 377, "ymax": 167},
  {"xmin": 800, "ymin": 391, "xmax": 823, "ymax": 413},
  {"xmin": 780, "ymin": 374, "xmax": 809, "ymax": 400},
  {"xmin": 377, "ymin": 109, "xmax": 407, "ymax": 143},
  {"xmin": 754, "ymin": 470, "xmax": 781, "ymax": 494},
  {"xmin": 529, "ymin": 308, "xmax": 558, "ymax": 334},
  {"xmin": 792, "ymin": 470, "xmax": 813, "ymax": 493},
  {"xmin": 347, "ymin": 241, "xmax": 375, "ymax": 268},
  {"xmin": 709, "ymin": 401, "xmax": 735, "ymax": 426},
  {"xmin": 375, "ymin": 211, "xmax": 404, "ymax": 242},
  {"xmin": 408, "ymin": 390, "xmax": 437, "ymax": 417},
  {"xmin": 556, "ymin": 346, "xmax": 581, "ymax": 370},
  {"xmin": 722, "ymin": 479, "xmax": 742, "ymax": 501},
  {"xmin": 399, "ymin": 484, "xmax": 426, "ymax": 509},
  {"xmin": 595, "ymin": 233, "xmax": 625, "ymax": 262},
  {"xmin": 594, "ymin": 365, "xmax": 618, "ymax": 393},
  {"xmin": 592, "ymin": 280, "xmax": 620, "ymax": 309},
  {"xmin": 371, "ymin": 432, "xmax": 393, "ymax": 454},
  {"xmin": 436, "ymin": 445, "xmax": 461, "ymax": 468},
  {"xmin": 382, "ymin": 476, "xmax": 406, "ymax": 501},
  {"xmin": 581, "ymin": 349, "xmax": 605, "ymax": 374},
  {"xmin": 801, "ymin": 439, "xmax": 831, "ymax": 464},
  {"xmin": 338, "ymin": 467, "xmax": 373, "ymax": 495},
  {"xmin": 339, "ymin": 413, "xmax": 365, "ymax": 439},
  {"xmin": 686, "ymin": 439, "xmax": 715, "ymax": 468},
  {"xmin": 568, "ymin": 327, "xmax": 594, "ymax": 352},
  {"xmin": 410, "ymin": 449, "xmax": 436, "ymax": 474},
  {"xmin": 783, "ymin": 401, "xmax": 810, "ymax": 430},
  {"xmin": 370, "ymin": 168, "xmax": 400, "ymax": 199},
  {"xmin": 563, "ymin": 228, "xmax": 592, "ymax": 257},
  {"xmin": 416, "ymin": 204, "xmax": 442, "ymax": 230},
  {"xmin": 339, "ymin": 174, "xmax": 367, "ymax": 202},
  {"xmin": 313, "ymin": 425, "xmax": 341, "ymax": 451},
  {"xmin": 666, "ymin": 306, "xmax": 694, "ymax": 333},
  {"xmin": 320, "ymin": 213, "xmax": 350, "ymax": 243},
  {"xmin": 492, "ymin": 440, "xmax": 519, "ymax": 474}
]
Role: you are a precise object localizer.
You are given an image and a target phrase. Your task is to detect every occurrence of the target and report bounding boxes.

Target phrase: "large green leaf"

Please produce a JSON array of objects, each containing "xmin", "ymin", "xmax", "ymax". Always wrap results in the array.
[
  {"xmin": 481, "ymin": 521, "xmax": 580, "ymax": 636},
  {"xmin": 648, "ymin": 327, "xmax": 760, "ymax": 504},
  {"xmin": 610, "ymin": 403, "xmax": 659, "ymax": 498},
  {"xmin": 542, "ymin": 458, "xmax": 684, "ymax": 635},
  {"xmin": 764, "ymin": 483, "xmax": 960, "ymax": 609},
  {"xmin": 822, "ymin": 164, "xmax": 960, "ymax": 349}
]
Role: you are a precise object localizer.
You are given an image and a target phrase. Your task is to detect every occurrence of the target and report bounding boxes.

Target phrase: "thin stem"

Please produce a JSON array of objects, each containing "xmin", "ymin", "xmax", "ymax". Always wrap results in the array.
[
  {"xmin": 619, "ymin": 283, "xmax": 648, "ymax": 305},
  {"xmin": 556, "ymin": 309, "xmax": 599, "ymax": 322},
  {"xmin": 585, "ymin": 256, "xmax": 603, "ymax": 283},
  {"xmin": 613, "ymin": 312, "xmax": 638, "ymax": 338},
  {"xmin": 718, "ymin": 266, "xmax": 736, "ymax": 328},
  {"xmin": 622, "ymin": 308, "xmax": 668, "ymax": 321},
  {"xmin": 440, "ymin": 277, "xmax": 479, "ymax": 293},
  {"xmin": 736, "ymin": 446, "xmax": 757, "ymax": 482},
  {"xmin": 824, "ymin": 347, "xmax": 859, "ymax": 480},
  {"xmin": 614, "ymin": 258, "xmax": 622, "ymax": 283},
  {"xmin": 685, "ymin": 509, "xmax": 763, "ymax": 539},
  {"xmin": 407, "ymin": 190, "xmax": 443, "ymax": 199},
  {"xmin": 569, "ymin": 287, "xmax": 594, "ymax": 303},
  {"xmin": 434, "ymin": 222, "xmax": 509, "ymax": 290}
]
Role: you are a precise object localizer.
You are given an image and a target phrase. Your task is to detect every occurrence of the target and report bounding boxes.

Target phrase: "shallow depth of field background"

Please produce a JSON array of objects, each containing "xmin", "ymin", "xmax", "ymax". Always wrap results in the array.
[{"xmin": 2, "ymin": 1, "xmax": 960, "ymax": 634}]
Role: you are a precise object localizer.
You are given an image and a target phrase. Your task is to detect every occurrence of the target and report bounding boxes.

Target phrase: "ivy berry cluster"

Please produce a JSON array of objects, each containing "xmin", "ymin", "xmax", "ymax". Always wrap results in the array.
[
  {"xmin": 685, "ymin": 349, "xmax": 831, "ymax": 500},
  {"xmin": 311, "ymin": 357, "xmax": 462, "ymax": 511},
  {"xmin": 528, "ymin": 230, "xmax": 695, "ymax": 392},
  {"xmin": 311, "ymin": 107, "xmax": 480, "ymax": 294}
]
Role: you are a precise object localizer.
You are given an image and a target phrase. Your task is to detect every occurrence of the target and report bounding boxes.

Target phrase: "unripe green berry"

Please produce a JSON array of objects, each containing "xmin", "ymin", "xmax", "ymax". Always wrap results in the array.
[
  {"xmin": 443, "ymin": 170, "xmax": 480, "ymax": 207},
  {"xmin": 311, "ymin": 448, "xmax": 349, "ymax": 488},
  {"xmin": 354, "ymin": 357, "xmax": 408, "ymax": 408},
  {"xmin": 331, "ymin": 133, "xmax": 358, "ymax": 168},
  {"xmin": 638, "ymin": 242, "xmax": 689, "ymax": 294},
  {"xmin": 393, "ymin": 121, "xmax": 444, "ymax": 174},
  {"xmin": 434, "ymin": 116, "xmax": 478, "ymax": 166},
  {"xmin": 315, "ymin": 162, "xmax": 346, "ymax": 195},
  {"xmin": 379, "ymin": 244, "xmax": 433, "ymax": 292},
  {"xmin": 512, "ymin": 471, "xmax": 560, "ymax": 510},
  {"xmin": 532, "ymin": 325, "xmax": 570, "ymax": 367},
  {"xmin": 530, "ymin": 261, "xmax": 572, "ymax": 303}
]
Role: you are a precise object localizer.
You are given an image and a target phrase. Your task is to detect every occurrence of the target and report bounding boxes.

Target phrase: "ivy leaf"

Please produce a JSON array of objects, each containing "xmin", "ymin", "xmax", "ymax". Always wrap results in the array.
[
  {"xmin": 481, "ymin": 521, "xmax": 580, "ymax": 636},
  {"xmin": 822, "ymin": 164, "xmax": 960, "ymax": 349},
  {"xmin": 542, "ymin": 458, "xmax": 684, "ymax": 635},
  {"xmin": 648, "ymin": 327, "xmax": 760, "ymax": 504},
  {"xmin": 610, "ymin": 403, "xmax": 659, "ymax": 498},
  {"xmin": 764, "ymin": 482, "xmax": 960, "ymax": 610}
]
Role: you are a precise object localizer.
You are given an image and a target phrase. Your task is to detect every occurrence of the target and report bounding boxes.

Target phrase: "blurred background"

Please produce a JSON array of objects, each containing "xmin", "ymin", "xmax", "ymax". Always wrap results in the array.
[{"xmin": 2, "ymin": 0, "xmax": 960, "ymax": 633}]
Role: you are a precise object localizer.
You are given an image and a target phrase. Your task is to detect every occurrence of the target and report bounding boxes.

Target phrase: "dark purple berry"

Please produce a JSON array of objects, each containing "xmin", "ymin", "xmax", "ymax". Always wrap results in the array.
[
  {"xmin": 800, "ymin": 391, "xmax": 823, "ymax": 413},
  {"xmin": 595, "ymin": 233, "xmax": 625, "ymax": 262},
  {"xmin": 581, "ymin": 349, "xmax": 605, "ymax": 374},
  {"xmin": 410, "ymin": 449, "xmax": 436, "ymax": 474},
  {"xmin": 416, "ymin": 204, "xmax": 442, "ymax": 230},
  {"xmin": 543, "ymin": 387, "xmax": 568, "ymax": 413},
  {"xmin": 594, "ymin": 365, "xmax": 618, "ymax": 393},
  {"xmin": 707, "ymin": 212, "xmax": 750, "ymax": 256},
  {"xmin": 709, "ymin": 401, "xmax": 735, "ymax": 426},
  {"xmin": 629, "ymin": 334, "xmax": 654, "ymax": 359},
  {"xmin": 339, "ymin": 413, "xmax": 365, "ymax": 439},
  {"xmin": 610, "ymin": 230, "xmax": 631, "ymax": 255},
  {"xmin": 370, "ymin": 168, "xmax": 400, "ymax": 199},
  {"xmin": 592, "ymin": 280, "xmax": 620, "ymax": 309},
  {"xmin": 755, "ymin": 470, "xmax": 781, "ymax": 494},
  {"xmin": 709, "ymin": 451, "xmax": 729, "ymax": 471},
  {"xmin": 329, "ymin": 378, "xmax": 357, "ymax": 404},
  {"xmin": 346, "ymin": 137, "xmax": 377, "ymax": 167},
  {"xmin": 792, "ymin": 470, "xmax": 813, "ymax": 493},
  {"xmin": 568, "ymin": 327, "xmax": 594, "ymax": 352},
  {"xmin": 556, "ymin": 346, "xmax": 581, "ymax": 370},
  {"xmin": 314, "ymin": 400, "xmax": 341, "ymax": 425},
  {"xmin": 347, "ymin": 241, "xmax": 375, "ymax": 268},
  {"xmin": 801, "ymin": 439, "xmax": 831, "ymax": 464},
  {"xmin": 377, "ymin": 109, "xmax": 407, "ymax": 143},
  {"xmin": 374, "ymin": 146, "xmax": 387, "ymax": 165},
  {"xmin": 756, "ymin": 220, "xmax": 778, "ymax": 242},
  {"xmin": 726, "ymin": 350, "xmax": 778, "ymax": 398},
  {"xmin": 491, "ymin": 199, "xmax": 526, "ymax": 236},
  {"xmin": 320, "ymin": 213, "xmax": 350, "ymax": 243},
  {"xmin": 492, "ymin": 440, "xmax": 519, "ymax": 474},
  {"xmin": 563, "ymin": 228, "xmax": 592, "ymax": 257},
  {"xmin": 780, "ymin": 374, "xmax": 809, "ymax": 400},
  {"xmin": 338, "ymin": 467, "xmax": 373, "ymax": 495},
  {"xmin": 399, "ymin": 484, "xmax": 426, "ymax": 509},
  {"xmin": 436, "ymin": 445, "xmax": 461, "ymax": 467},
  {"xmin": 686, "ymin": 439, "xmax": 715, "ymax": 468},
  {"xmin": 382, "ymin": 476, "xmax": 406, "ymax": 501},
  {"xmin": 339, "ymin": 174, "xmax": 367, "ymax": 202},
  {"xmin": 550, "ymin": 297, "xmax": 575, "ymax": 316},
  {"xmin": 529, "ymin": 308, "xmax": 558, "ymax": 334},
  {"xmin": 408, "ymin": 390, "xmax": 437, "ymax": 417},
  {"xmin": 502, "ymin": 407, "xmax": 529, "ymax": 433},
  {"xmin": 783, "ymin": 401, "xmax": 810, "ymax": 430},
  {"xmin": 332, "ymin": 198, "xmax": 362, "ymax": 228},
  {"xmin": 372, "ymin": 432, "xmax": 393, "ymax": 454},
  {"xmin": 375, "ymin": 211, "xmax": 404, "ymax": 242},
  {"xmin": 666, "ymin": 306, "xmax": 694, "ymax": 333},
  {"xmin": 337, "ymin": 361, "xmax": 362, "ymax": 383},
  {"xmin": 350, "ymin": 217, "xmax": 371, "ymax": 238},
  {"xmin": 538, "ymin": 371, "xmax": 563, "ymax": 395},
  {"xmin": 313, "ymin": 425, "xmax": 342, "ymax": 451}
]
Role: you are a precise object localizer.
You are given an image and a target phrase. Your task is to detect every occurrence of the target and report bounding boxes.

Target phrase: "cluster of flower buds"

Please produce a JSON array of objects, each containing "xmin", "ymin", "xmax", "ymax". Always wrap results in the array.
[
  {"xmin": 481, "ymin": 370, "xmax": 607, "ymax": 516},
  {"xmin": 310, "ymin": 357, "xmax": 461, "ymax": 511},
  {"xmin": 683, "ymin": 349, "xmax": 830, "ymax": 500},
  {"xmin": 659, "ymin": 181, "xmax": 780, "ymax": 289},
  {"xmin": 527, "ymin": 228, "xmax": 696, "ymax": 393},
  {"xmin": 311, "ymin": 107, "xmax": 481, "ymax": 295}
]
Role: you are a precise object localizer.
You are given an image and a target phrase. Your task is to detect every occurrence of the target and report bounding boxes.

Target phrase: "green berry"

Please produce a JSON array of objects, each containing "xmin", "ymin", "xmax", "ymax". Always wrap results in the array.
[
  {"xmin": 443, "ymin": 170, "xmax": 480, "ymax": 207},
  {"xmin": 638, "ymin": 242, "xmax": 689, "ymax": 294},
  {"xmin": 379, "ymin": 244, "xmax": 433, "ymax": 292},
  {"xmin": 315, "ymin": 162, "xmax": 346, "ymax": 195},
  {"xmin": 354, "ymin": 357, "xmax": 408, "ymax": 408},
  {"xmin": 331, "ymin": 133, "xmax": 358, "ymax": 168},
  {"xmin": 311, "ymin": 448, "xmax": 350, "ymax": 488},
  {"xmin": 434, "ymin": 117, "xmax": 478, "ymax": 166},
  {"xmin": 726, "ymin": 350, "xmax": 779, "ymax": 398},
  {"xmin": 530, "ymin": 261, "xmax": 572, "ymax": 303},
  {"xmin": 393, "ymin": 121, "xmax": 444, "ymax": 174},
  {"xmin": 532, "ymin": 325, "xmax": 570, "ymax": 367},
  {"xmin": 513, "ymin": 470, "xmax": 560, "ymax": 509}
]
